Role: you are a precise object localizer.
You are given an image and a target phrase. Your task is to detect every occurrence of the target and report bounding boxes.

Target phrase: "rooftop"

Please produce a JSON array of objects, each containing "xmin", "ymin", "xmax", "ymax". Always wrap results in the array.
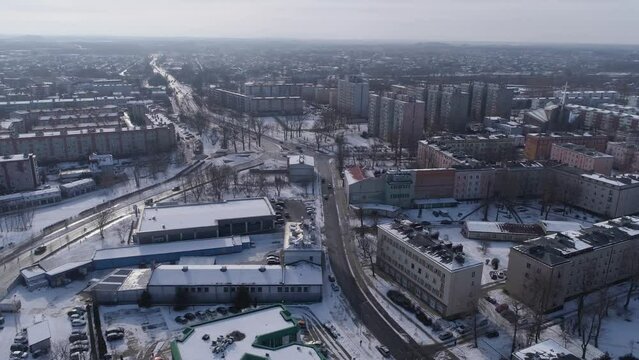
[
  {"xmin": 380, "ymin": 221, "xmax": 482, "ymax": 271},
  {"xmin": 172, "ymin": 305, "xmax": 323, "ymax": 360},
  {"xmin": 137, "ymin": 198, "xmax": 275, "ymax": 234},
  {"xmin": 148, "ymin": 263, "xmax": 323, "ymax": 287},
  {"xmin": 288, "ymin": 154, "xmax": 315, "ymax": 167},
  {"xmin": 553, "ymin": 143, "xmax": 611, "ymax": 158},
  {"xmin": 93, "ymin": 236, "xmax": 248, "ymax": 262},
  {"xmin": 514, "ymin": 216, "xmax": 639, "ymax": 266},
  {"xmin": 464, "ymin": 221, "xmax": 545, "ymax": 236},
  {"xmin": 513, "ymin": 339, "xmax": 578, "ymax": 360},
  {"xmin": 283, "ymin": 222, "xmax": 319, "ymax": 250},
  {"xmin": 0, "ymin": 154, "xmax": 33, "ymax": 162},
  {"xmin": 27, "ymin": 320, "xmax": 51, "ymax": 345}
]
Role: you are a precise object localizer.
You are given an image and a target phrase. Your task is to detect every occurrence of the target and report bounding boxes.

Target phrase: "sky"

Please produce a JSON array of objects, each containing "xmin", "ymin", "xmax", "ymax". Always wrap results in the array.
[{"xmin": 0, "ymin": 0, "xmax": 638, "ymax": 45}]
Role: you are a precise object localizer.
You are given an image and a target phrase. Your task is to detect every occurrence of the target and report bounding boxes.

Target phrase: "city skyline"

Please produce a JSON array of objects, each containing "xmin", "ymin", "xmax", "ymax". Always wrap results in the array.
[{"xmin": 0, "ymin": 0, "xmax": 638, "ymax": 45}]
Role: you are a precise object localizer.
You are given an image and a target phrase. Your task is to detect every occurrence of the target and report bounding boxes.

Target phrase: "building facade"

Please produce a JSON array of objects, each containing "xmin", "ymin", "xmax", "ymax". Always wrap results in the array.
[
  {"xmin": 337, "ymin": 76, "xmax": 369, "ymax": 119},
  {"xmin": 376, "ymin": 222, "xmax": 483, "ymax": 318},
  {"xmin": 0, "ymin": 153, "xmax": 39, "ymax": 193},
  {"xmin": 524, "ymin": 132, "xmax": 608, "ymax": 160},
  {"xmin": 550, "ymin": 143, "xmax": 613, "ymax": 175}
]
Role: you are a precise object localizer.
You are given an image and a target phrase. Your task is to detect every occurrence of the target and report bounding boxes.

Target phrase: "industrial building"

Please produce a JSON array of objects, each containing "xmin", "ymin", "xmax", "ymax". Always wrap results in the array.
[
  {"xmin": 147, "ymin": 263, "xmax": 323, "ymax": 304},
  {"xmin": 170, "ymin": 305, "xmax": 325, "ymax": 360},
  {"xmin": 133, "ymin": 198, "xmax": 276, "ymax": 244},
  {"xmin": 282, "ymin": 222, "xmax": 322, "ymax": 266},
  {"xmin": 0, "ymin": 187, "xmax": 62, "ymax": 212},
  {"xmin": 88, "ymin": 268, "xmax": 153, "ymax": 304},
  {"xmin": 287, "ymin": 154, "xmax": 315, "ymax": 183}
]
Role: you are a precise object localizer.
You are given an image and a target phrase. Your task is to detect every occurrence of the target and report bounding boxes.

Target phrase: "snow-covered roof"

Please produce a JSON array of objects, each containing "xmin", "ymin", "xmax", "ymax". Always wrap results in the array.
[
  {"xmin": 283, "ymin": 222, "xmax": 319, "ymax": 250},
  {"xmin": 0, "ymin": 154, "xmax": 33, "ymax": 163},
  {"xmin": 148, "ymin": 263, "xmax": 323, "ymax": 287},
  {"xmin": 0, "ymin": 187, "xmax": 61, "ymax": 202},
  {"xmin": 464, "ymin": 221, "xmax": 544, "ymax": 236},
  {"xmin": 20, "ymin": 265, "xmax": 46, "ymax": 280},
  {"xmin": 27, "ymin": 320, "xmax": 51, "ymax": 345},
  {"xmin": 287, "ymin": 154, "xmax": 314, "ymax": 167},
  {"xmin": 513, "ymin": 339, "xmax": 578, "ymax": 360},
  {"xmin": 137, "ymin": 198, "xmax": 275, "ymax": 234},
  {"xmin": 173, "ymin": 305, "xmax": 322, "ymax": 360},
  {"xmin": 538, "ymin": 220, "xmax": 583, "ymax": 234},
  {"xmin": 93, "ymin": 236, "xmax": 247, "ymax": 261},
  {"xmin": 60, "ymin": 178, "xmax": 95, "ymax": 190},
  {"xmin": 44, "ymin": 260, "xmax": 91, "ymax": 277}
]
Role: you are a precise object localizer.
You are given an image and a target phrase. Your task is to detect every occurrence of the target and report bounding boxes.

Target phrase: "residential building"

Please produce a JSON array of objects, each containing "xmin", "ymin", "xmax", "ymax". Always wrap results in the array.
[
  {"xmin": 426, "ymin": 85, "xmax": 442, "ymax": 129},
  {"xmin": 376, "ymin": 222, "xmax": 483, "ymax": 318},
  {"xmin": 0, "ymin": 153, "xmax": 39, "ymax": 193},
  {"xmin": 210, "ymin": 88, "xmax": 303, "ymax": 116},
  {"xmin": 552, "ymin": 166, "xmax": 639, "ymax": 218},
  {"xmin": 133, "ymin": 198, "xmax": 276, "ymax": 244},
  {"xmin": 344, "ymin": 166, "xmax": 385, "ymax": 205},
  {"xmin": 550, "ymin": 143, "xmax": 613, "ymax": 175},
  {"xmin": 242, "ymin": 82, "xmax": 303, "ymax": 97},
  {"xmin": 485, "ymin": 83, "xmax": 514, "ymax": 118},
  {"xmin": 337, "ymin": 75, "xmax": 369, "ymax": 119},
  {"xmin": 506, "ymin": 216, "xmax": 639, "ymax": 312},
  {"xmin": 440, "ymin": 86, "xmax": 470, "ymax": 132},
  {"xmin": 170, "ymin": 306, "xmax": 325, "ymax": 360},
  {"xmin": 470, "ymin": 82, "xmax": 487, "ymax": 122},
  {"xmin": 368, "ymin": 93, "xmax": 382, "ymax": 136},
  {"xmin": 524, "ymin": 132, "xmax": 608, "ymax": 160},
  {"xmin": 0, "ymin": 125, "xmax": 176, "ymax": 164},
  {"xmin": 606, "ymin": 142, "xmax": 639, "ymax": 172},
  {"xmin": 418, "ymin": 134, "xmax": 515, "ymax": 167}
]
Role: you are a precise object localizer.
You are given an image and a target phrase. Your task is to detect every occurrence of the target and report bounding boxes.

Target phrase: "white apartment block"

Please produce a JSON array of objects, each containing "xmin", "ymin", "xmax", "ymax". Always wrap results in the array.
[
  {"xmin": 376, "ymin": 222, "xmax": 482, "ymax": 318},
  {"xmin": 337, "ymin": 76, "xmax": 369, "ymax": 119},
  {"xmin": 506, "ymin": 216, "xmax": 639, "ymax": 312}
]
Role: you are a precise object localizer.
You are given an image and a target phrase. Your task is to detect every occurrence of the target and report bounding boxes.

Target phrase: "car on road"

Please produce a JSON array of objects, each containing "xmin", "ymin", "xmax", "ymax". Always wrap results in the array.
[
  {"xmin": 438, "ymin": 331, "xmax": 453, "ymax": 341},
  {"xmin": 376, "ymin": 345, "xmax": 391, "ymax": 358},
  {"xmin": 328, "ymin": 275, "xmax": 335, "ymax": 282},
  {"xmin": 323, "ymin": 195, "xmax": 329, "ymax": 200},
  {"xmin": 172, "ymin": 186, "xmax": 181, "ymax": 191},
  {"xmin": 331, "ymin": 283, "xmax": 339, "ymax": 292},
  {"xmin": 485, "ymin": 330, "xmax": 500, "ymax": 338},
  {"xmin": 440, "ymin": 219, "xmax": 452, "ymax": 225},
  {"xmin": 34, "ymin": 246, "xmax": 47, "ymax": 255},
  {"xmin": 327, "ymin": 183, "xmax": 333, "ymax": 190}
]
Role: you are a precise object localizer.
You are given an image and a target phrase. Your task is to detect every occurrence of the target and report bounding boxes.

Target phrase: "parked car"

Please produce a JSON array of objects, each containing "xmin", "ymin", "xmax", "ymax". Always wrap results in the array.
[
  {"xmin": 32, "ymin": 349, "xmax": 47, "ymax": 358},
  {"xmin": 105, "ymin": 327, "xmax": 125, "ymax": 335},
  {"xmin": 71, "ymin": 319, "xmax": 86, "ymax": 327},
  {"xmin": 440, "ymin": 219, "xmax": 452, "ymax": 225},
  {"xmin": 69, "ymin": 334, "xmax": 88, "ymax": 342},
  {"xmin": 376, "ymin": 345, "xmax": 391, "ymax": 358},
  {"xmin": 484, "ymin": 296, "xmax": 497, "ymax": 305},
  {"xmin": 485, "ymin": 330, "xmax": 500, "ymax": 338},
  {"xmin": 216, "ymin": 307, "xmax": 228, "ymax": 315},
  {"xmin": 172, "ymin": 186, "xmax": 181, "ymax": 191},
  {"xmin": 175, "ymin": 316, "xmax": 187, "ymax": 324},
  {"xmin": 438, "ymin": 331, "xmax": 453, "ymax": 341},
  {"xmin": 34, "ymin": 246, "xmax": 47, "ymax": 255},
  {"xmin": 495, "ymin": 303, "xmax": 509, "ymax": 313},
  {"xmin": 331, "ymin": 283, "xmax": 339, "ymax": 292},
  {"xmin": 10, "ymin": 344, "xmax": 27, "ymax": 352},
  {"xmin": 10, "ymin": 351, "xmax": 28, "ymax": 359},
  {"xmin": 106, "ymin": 332, "xmax": 124, "ymax": 342},
  {"xmin": 327, "ymin": 275, "xmax": 335, "ymax": 283},
  {"xmin": 184, "ymin": 313, "xmax": 196, "ymax": 321}
]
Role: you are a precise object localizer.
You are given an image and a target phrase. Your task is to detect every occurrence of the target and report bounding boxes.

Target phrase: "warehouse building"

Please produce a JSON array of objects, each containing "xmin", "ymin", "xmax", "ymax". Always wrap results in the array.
[
  {"xmin": 88, "ymin": 268, "xmax": 152, "ymax": 304},
  {"xmin": 148, "ymin": 263, "xmax": 323, "ymax": 304},
  {"xmin": 26, "ymin": 320, "xmax": 51, "ymax": 354},
  {"xmin": 287, "ymin": 155, "xmax": 315, "ymax": 183},
  {"xmin": 133, "ymin": 198, "xmax": 276, "ymax": 244},
  {"xmin": 92, "ymin": 236, "xmax": 250, "ymax": 270}
]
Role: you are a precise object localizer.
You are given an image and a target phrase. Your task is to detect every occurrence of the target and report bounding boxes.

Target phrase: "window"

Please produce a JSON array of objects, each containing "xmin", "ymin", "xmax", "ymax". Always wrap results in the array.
[
  {"xmin": 471, "ymin": 271, "xmax": 475, "ymax": 277},
  {"xmin": 258, "ymin": 287, "xmax": 262, "ymax": 292},
  {"xmin": 304, "ymin": 287, "xmax": 309, "ymax": 293},
  {"xmin": 205, "ymin": 287, "xmax": 209, "ymax": 293},
  {"xmin": 277, "ymin": 287, "xmax": 282, "ymax": 293},
  {"xmin": 224, "ymin": 287, "xmax": 229, "ymax": 293},
  {"xmin": 526, "ymin": 263, "xmax": 531, "ymax": 269}
]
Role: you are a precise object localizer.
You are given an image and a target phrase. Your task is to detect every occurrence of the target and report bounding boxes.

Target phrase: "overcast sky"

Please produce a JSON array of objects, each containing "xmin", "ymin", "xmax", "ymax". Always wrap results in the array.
[{"xmin": 0, "ymin": 0, "xmax": 638, "ymax": 44}]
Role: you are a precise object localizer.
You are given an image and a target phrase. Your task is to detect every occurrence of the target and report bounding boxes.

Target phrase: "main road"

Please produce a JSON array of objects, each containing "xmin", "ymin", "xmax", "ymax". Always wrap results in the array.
[{"xmin": 154, "ymin": 59, "xmax": 455, "ymax": 360}]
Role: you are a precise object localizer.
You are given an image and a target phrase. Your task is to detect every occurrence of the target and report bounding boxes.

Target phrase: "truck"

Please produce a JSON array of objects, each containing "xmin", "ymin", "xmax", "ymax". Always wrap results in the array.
[{"xmin": 0, "ymin": 298, "xmax": 21, "ymax": 312}]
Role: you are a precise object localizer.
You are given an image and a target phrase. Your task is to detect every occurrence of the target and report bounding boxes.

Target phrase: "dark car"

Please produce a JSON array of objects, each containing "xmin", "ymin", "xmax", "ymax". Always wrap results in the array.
[
  {"xmin": 438, "ymin": 331, "xmax": 454, "ymax": 341},
  {"xmin": 34, "ymin": 246, "xmax": 47, "ymax": 255},
  {"xmin": 216, "ymin": 307, "xmax": 228, "ymax": 315},
  {"xmin": 184, "ymin": 313, "xmax": 196, "ymax": 321},
  {"xmin": 174, "ymin": 316, "xmax": 187, "ymax": 324},
  {"xmin": 376, "ymin": 345, "xmax": 391, "ymax": 358},
  {"xmin": 440, "ymin": 219, "xmax": 452, "ymax": 225},
  {"xmin": 172, "ymin": 186, "xmax": 181, "ymax": 191},
  {"xmin": 486, "ymin": 330, "xmax": 500, "ymax": 338}
]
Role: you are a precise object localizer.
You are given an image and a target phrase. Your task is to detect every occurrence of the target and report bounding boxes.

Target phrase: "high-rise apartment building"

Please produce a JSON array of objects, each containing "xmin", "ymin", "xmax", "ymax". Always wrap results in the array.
[
  {"xmin": 368, "ymin": 92, "xmax": 424, "ymax": 151},
  {"xmin": 440, "ymin": 86, "xmax": 470, "ymax": 133},
  {"xmin": 485, "ymin": 84, "xmax": 514, "ymax": 118},
  {"xmin": 337, "ymin": 76, "xmax": 369, "ymax": 119}
]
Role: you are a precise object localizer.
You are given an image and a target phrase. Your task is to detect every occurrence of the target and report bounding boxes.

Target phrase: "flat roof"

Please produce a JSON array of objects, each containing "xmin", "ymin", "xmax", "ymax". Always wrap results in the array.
[
  {"xmin": 0, "ymin": 154, "xmax": 32, "ymax": 162},
  {"xmin": 538, "ymin": 220, "xmax": 583, "ymax": 234},
  {"xmin": 27, "ymin": 321, "xmax": 51, "ymax": 345},
  {"xmin": 288, "ymin": 154, "xmax": 314, "ymax": 167},
  {"xmin": 93, "ymin": 236, "xmax": 247, "ymax": 262},
  {"xmin": 514, "ymin": 339, "xmax": 578, "ymax": 360},
  {"xmin": 174, "ymin": 306, "xmax": 322, "ymax": 360},
  {"xmin": 464, "ymin": 221, "xmax": 544, "ymax": 236},
  {"xmin": 137, "ymin": 198, "xmax": 275, "ymax": 234},
  {"xmin": 380, "ymin": 222, "xmax": 482, "ymax": 271},
  {"xmin": 148, "ymin": 263, "xmax": 323, "ymax": 287},
  {"xmin": 283, "ymin": 222, "xmax": 319, "ymax": 250}
]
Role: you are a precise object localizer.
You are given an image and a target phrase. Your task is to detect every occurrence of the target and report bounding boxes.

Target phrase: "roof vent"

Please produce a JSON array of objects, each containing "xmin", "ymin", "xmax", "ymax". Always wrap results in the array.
[
  {"xmin": 259, "ymin": 266, "xmax": 266, "ymax": 272},
  {"xmin": 182, "ymin": 266, "xmax": 188, "ymax": 272},
  {"xmin": 220, "ymin": 266, "xmax": 227, "ymax": 272}
]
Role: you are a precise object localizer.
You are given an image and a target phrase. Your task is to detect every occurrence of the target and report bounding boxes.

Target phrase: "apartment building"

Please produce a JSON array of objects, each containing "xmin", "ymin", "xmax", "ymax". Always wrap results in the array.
[
  {"xmin": 485, "ymin": 84, "xmax": 514, "ymax": 119},
  {"xmin": 376, "ymin": 222, "xmax": 483, "ymax": 318},
  {"xmin": 242, "ymin": 82, "xmax": 303, "ymax": 97},
  {"xmin": 506, "ymin": 216, "xmax": 639, "ymax": 312},
  {"xmin": 606, "ymin": 142, "xmax": 639, "ymax": 172},
  {"xmin": 0, "ymin": 153, "xmax": 40, "ymax": 193},
  {"xmin": 552, "ymin": 166, "xmax": 639, "ymax": 218},
  {"xmin": 550, "ymin": 143, "xmax": 613, "ymax": 175},
  {"xmin": 368, "ymin": 92, "xmax": 425, "ymax": 151},
  {"xmin": 524, "ymin": 132, "xmax": 608, "ymax": 160},
  {"xmin": 337, "ymin": 75, "xmax": 369, "ymax": 118},
  {"xmin": 440, "ymin": 86, "xmax": 470, "ymax": 132},
  {"xmin": 210, "ymin": 88, "xmax": 303, "ymax": 116},
  {"xmin": 0, "ymin": 125, "xmax": 176, "ymax": 164}
]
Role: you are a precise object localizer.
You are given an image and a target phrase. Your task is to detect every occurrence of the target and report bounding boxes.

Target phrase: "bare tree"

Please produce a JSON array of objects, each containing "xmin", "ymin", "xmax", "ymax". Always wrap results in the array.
[
  {"xmin": 623, "ymin": 249, "xmax": 639, "ymax": 309},
  {"xmin": 335, "ymin": 134, "xmax": 346, "ymax": 175},
  {"xmin": 16, "ymin": 206, "xmax": 35, "ymax": 231},
  {"xmin": 357, "ymin": 234, "xmax": 376, "ymax": 277},
  {"xmin": 312, "ymin": 119, "xmax": 325, "ymax": 151},
  {"xmin": 114, "ymin": 220, "xmax": 130, "ymax": 244},
  {"xmin": 250, "ymin": 116, "xmax": 266, "ymax": 147},
  {"xmin": 186, "ymin": 168, "xmax": 207, "ymax": 202},
  {"xmin": 510, "ymin": 300, "xmax": 525, "ymax": 358},
  {"xmin": 50, "ymin": 341, "xmax": 71, "ymax": 360},
  {"xmin": 96, "ymin": 206, "xmax": 116, "ymax": 239},
  {"xmin": 206, "ymin": 164, "xmax": 233, "ymax": 201},
  {"xmin": 579, "ymin": 308, "xmax": 599, "ymax": 359},
  {"xmin": 273, "ymin": 176, "xmax": 286, "ymax": 198}
]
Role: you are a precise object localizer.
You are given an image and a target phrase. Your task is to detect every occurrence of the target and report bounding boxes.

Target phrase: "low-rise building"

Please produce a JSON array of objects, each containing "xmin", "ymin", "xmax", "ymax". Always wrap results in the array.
[
  {"xmin": 287, "ymin": 155, "xmax": 315, "ymax": 183},
  {"xmin": 506, "ymin": 216, "xmax": 639, "ymax": 312},
  {"xmin": 148, "ymin": 263, "xmax": 322, "ymax": 304},
  {"xmin": 376, "ymin": 222, "xmax": 483, "ymax": 317},
  {"xmin": 59, "ymin": 178, "xmax": 96, "ymax": 198},
  {"xmin": 0, "ymin": 153, "xmax": 39, "ymax": 193},
  {"xmin": 171, "ymin": 305, "xmax": 325, "ymax": 360},
  {"xmin": 606, "ymin": 141, "xmax": 639, "ymax": 172},
  {"xmin": 133, "ymin": 198, "xmax": 276, "ymax": 244},
  {"xmin": 344, "ymin": 166, "xmax": 385, "ymax": 205},
  {"xmin": 550, "ymin": 143, "xmax": 613, "ymax": 175},
  {"xmin": 26, "ymin": 320, "xmax": 51, "ymax": 354},
  {"xmin": 462, "ymin": 222, "xmax": 545, "ymax": 242},
  {"xmin": 0, "ymin": 187, "xmax": 61, "ymax": 212},
  {"xmin": 283, "ymin": 222, "xmax": 322, "ymax": 266}
]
